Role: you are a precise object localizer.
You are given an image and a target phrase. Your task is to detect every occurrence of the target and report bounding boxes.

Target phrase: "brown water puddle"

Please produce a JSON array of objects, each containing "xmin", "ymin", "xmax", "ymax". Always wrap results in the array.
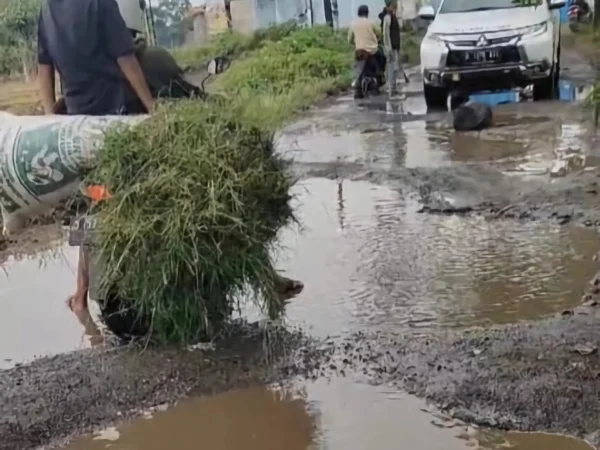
[
  {"xmin": 275, "ymin": 178, "xmax": 600, "ymax": 334},
  {"xmin": 0, "ymin": 226, "xmax": 94, "ymax": 369},
  {"xmin": 279, "ymin": 85, "xmax": 595, "ymax": 177},
  {"xmin": 61, "ymin": 380, "xmax": 593, "ymax": 450},
  {"xmin": 3, "ymin": 177, "xmax": 599, "ymax": 365}
]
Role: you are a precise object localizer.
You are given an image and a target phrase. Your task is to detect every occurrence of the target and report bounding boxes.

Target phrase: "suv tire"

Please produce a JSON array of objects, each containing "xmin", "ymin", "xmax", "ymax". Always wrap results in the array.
[
  {"xmin": 424, "ymin": 83, "xmax": 448, "ymax": 109},
  {"xmin": 533, "ymin": 43, "xmax": 561, "ymax": 101}
]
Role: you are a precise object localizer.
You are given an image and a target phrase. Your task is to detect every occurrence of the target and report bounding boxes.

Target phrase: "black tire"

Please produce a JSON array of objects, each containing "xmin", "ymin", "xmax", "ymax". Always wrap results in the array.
[
  {"xmin": 424, "ymin": 83, "xmax": 449, "ymax": 110},
  {"xmin": 99, "ymin": 289, "xmax": 150, "ymax": 342},
  {"xmin": 533, "ymin": 72, "xmax": 559, "ymax": 101},
  {"xmin": 533, "ymin": 42, "xmax": 560, "ymax": 101}
]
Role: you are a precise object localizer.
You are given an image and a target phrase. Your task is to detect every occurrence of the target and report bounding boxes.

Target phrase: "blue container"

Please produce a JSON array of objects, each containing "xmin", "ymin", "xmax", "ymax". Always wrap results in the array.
[
  {"xmin": 558, "ymin": 78, "xmax": 576, "ymax": 101},
  {"xmin": 469, "ymin": 90, "xmax": 519, "ymax": 106},
  {"xmin": 559, "ymin": 0, "xmax": 571, "ymax": 23}
]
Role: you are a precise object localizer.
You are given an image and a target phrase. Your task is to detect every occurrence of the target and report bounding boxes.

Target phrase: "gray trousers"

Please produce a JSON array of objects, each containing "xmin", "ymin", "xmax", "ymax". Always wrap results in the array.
[{"xmin": 386, "ymin": 49, "xmax": 401, "ymax": 93}]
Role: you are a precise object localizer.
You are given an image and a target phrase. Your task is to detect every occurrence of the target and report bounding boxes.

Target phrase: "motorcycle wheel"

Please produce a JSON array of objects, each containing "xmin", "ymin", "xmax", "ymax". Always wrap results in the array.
[{"xmin": 99, "ymin": 289, "xmax": 150, "ymax": 341}]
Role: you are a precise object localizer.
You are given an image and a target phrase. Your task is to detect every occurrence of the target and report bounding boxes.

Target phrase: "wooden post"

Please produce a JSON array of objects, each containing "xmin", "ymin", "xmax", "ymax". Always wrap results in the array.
[{"xmin": 323, "ymin": 0, "xmax": 333, "ymax": 27}]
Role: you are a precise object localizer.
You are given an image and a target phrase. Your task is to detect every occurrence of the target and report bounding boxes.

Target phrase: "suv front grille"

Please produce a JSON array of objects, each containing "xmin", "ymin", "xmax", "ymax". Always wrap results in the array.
[{"xmin": 446, "ymin": 46, "xmax": 521, "ymax": 67}]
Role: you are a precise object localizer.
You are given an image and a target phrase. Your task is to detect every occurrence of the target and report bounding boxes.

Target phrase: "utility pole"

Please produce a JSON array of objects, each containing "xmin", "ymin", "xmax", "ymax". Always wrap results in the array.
[
  {"xmin": 323, "ymin": 0, "xmax": 333, "ymax": 27},
  {"xmin": 595, "ymin": 0, "xmax": 600, "ymax": 29},
  {"xmin": 331, "ymin": 0, "xmax": 338, "ymax": 28}
]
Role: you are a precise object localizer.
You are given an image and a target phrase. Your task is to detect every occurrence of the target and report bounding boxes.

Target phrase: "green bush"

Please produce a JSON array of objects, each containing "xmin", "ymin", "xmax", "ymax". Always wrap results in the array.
[{"xmin": 171, "ymin": 21, "xmax": 300, "ymax": 70}]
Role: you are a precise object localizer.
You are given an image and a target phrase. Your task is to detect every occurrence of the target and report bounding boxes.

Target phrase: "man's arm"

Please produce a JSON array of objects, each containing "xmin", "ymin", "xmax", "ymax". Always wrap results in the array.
[
  {"xmin": 372, "ymin": 23, "xmax": 382, "ymax": 40},
  {"xmin": 348, "ymin": 27, "xmax": 355, "ymax": 45},
  {"xmin": 382, "ymin": 15, "xmax": 392, "ymax": 53},
  {"xmin": 37, "ymin": 13, "xmax": 55, "ymax": 115},
  {"xmin": 100, "ymin": 0, "xmax": 155, "ymax": 112}
]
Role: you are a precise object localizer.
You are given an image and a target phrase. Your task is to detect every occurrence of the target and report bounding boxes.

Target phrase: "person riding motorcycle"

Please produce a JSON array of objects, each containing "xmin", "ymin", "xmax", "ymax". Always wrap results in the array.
[
  {"xmin": 571, "ymin": 0, "xmax": 591, "ymax": 18},
  {"xmin": 37, "ymin": 0, "xmax": 156, "ymax": 327},
  {"xmin": 348, "ymin": 5, "xmax": 386, "ymax": 98}
]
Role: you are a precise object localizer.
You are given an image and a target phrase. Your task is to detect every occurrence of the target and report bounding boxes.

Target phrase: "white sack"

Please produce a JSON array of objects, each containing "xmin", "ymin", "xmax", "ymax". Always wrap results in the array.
[{"xmin": 0, "ymin": 113, "xmax": 147, "ymax": 234}]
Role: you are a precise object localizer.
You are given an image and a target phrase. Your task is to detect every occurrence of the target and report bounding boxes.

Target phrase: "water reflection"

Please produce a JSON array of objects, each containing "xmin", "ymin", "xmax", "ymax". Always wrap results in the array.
[
  {"xmin": 63, "ymin": 385, "xmax": 317, "ymax": 450},
  {"xmin": 278, "ymin": 178, "xmax": 600, "ymax": 335},
  {"xmin": 0, "ymin": 234, "xmax": 89, "ymax": 369},
  {"xmin": 61, "ymin": 379, "xmax": 594, "ymax": 450}
]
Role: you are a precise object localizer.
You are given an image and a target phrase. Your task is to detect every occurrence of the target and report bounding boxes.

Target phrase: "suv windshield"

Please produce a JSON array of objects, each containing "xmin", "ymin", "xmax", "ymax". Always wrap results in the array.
[{"xmin": 439, "ymin": 0, "xmax": 543, "ymax": 13}]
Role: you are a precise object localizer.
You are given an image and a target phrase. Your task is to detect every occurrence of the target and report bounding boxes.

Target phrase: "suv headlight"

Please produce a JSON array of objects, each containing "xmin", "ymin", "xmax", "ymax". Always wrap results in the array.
[
  {"xmin": 518, "ymin": 21, "xmax": 548, "ymax": 39},
  {"xmin": 424, "ymin": 33, "xmax": 445, "ymax": 43}
]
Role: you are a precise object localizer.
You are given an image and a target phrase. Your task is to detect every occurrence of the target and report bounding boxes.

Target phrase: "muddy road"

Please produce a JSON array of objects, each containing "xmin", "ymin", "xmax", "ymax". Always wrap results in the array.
[{"xmin": 2, "ymin": 48, "xmax": 600, "ymax": 450}]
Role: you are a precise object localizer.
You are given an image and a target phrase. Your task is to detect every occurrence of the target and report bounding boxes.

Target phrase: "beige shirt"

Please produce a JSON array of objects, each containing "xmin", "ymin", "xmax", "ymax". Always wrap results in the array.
[{"xmin": 348, "ymin": 17, "xmax": 379, "ymax": 54}]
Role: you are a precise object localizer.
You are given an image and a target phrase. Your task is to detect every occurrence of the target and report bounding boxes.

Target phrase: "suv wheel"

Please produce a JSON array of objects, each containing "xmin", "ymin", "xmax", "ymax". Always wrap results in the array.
[
  {"xmin": 533, "ymin": 43, "xmax": 561, "ymax": 101},
  {"xmin": 533, "ymin": 71, "xmax": 559, "ymax": 101},
  {"xmin": 424, "ymin": 83, "xmax": 449, "ymax": 109}
]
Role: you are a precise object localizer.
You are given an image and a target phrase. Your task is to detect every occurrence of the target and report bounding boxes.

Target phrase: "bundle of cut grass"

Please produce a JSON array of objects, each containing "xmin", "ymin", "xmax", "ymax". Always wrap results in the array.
[{"xmin": 88, "ymin": 101, "xmax": 295, "ymax": 344}]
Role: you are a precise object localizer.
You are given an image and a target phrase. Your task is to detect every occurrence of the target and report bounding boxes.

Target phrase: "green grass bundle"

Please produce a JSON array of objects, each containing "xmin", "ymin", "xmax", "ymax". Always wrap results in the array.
[{"xmin": 88, "ymin": 101, "xmax": 296, "ymax": 344}]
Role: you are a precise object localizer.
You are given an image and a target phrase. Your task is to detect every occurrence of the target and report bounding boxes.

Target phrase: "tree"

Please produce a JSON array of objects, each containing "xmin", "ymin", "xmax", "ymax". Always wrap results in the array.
[
  {"xmin": 152, "ymin": 0, "xmax": 192, "ymax": 48},
  {"xmin": 0, "ymin": 0, "xmax": 41, "ymax": 78}
]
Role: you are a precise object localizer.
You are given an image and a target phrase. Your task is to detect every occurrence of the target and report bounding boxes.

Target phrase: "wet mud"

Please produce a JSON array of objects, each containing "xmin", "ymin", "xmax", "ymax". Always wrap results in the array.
[
  {"xmin": 0, "ymin": 324, "xmax": 307, "ymax": 450},
  {"xmin": 3, "ymin": 47, "xmax": 600, "ymax": 449}
]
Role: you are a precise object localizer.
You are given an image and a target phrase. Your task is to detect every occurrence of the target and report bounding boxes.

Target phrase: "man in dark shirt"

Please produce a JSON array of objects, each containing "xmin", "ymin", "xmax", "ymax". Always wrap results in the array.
[
  {"xmin": 380, "ymin": 0, "xmax": 401, "ymax": 96},
  {"xmin": 37, "ymin": 0, "xmax": 155, "ymax": 321},
  {"xmin": 37, "ymin": 0, "xmax": 155, "ymax": 115}
]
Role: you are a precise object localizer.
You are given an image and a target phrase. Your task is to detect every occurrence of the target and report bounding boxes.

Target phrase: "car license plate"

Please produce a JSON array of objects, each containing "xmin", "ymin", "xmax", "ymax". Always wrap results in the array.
[
  {"xmin": 466, "ymin": 50, "xmax": 500, "ymax": 63},
  {"xmin": 68, "ymin": 215, "xmax": 99, "ymax": 247}
]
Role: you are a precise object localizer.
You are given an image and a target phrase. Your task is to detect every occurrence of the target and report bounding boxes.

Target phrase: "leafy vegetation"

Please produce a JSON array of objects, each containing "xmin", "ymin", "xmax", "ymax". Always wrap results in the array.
[
  {"xmin": 171, "ymin": 21, "xmax": 300, "ymax": 70},
  {"xmin": 0, "ymin": 0, "xmax": 40, "ymax": 78},
  {"xmin": 153, "ymin": 0, "xmax": 192, "ymax": 48}
]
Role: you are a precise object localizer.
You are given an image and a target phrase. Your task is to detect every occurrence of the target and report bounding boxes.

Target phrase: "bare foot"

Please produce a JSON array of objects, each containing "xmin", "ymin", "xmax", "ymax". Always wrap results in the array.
[{"xmin": 67, "ymin": 293, "xmax": 104, "ymax": 346}]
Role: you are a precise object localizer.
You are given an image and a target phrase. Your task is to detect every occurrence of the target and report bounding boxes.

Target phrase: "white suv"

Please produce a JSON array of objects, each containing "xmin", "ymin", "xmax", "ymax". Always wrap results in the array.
[{"xmin": 418, "ymin": 0, "xmax": 565, "ymax": 109}]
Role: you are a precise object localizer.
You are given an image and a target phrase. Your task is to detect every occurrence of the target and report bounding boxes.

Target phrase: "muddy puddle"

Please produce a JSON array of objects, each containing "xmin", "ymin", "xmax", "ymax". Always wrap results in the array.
[
  {"xmin": 273, "ymin": 178, "xmax": 600, "ymax": 334},
  {"xmin": 280, "ymin": 77, "xmax": 596, "ymax": 177},
  {"xmin": 61, "ymin": 379, "xmax": 593, "ymax": 450},
  {"xmin": 0, "ymin": 226, "xmax": 93, "ymax": 369}
]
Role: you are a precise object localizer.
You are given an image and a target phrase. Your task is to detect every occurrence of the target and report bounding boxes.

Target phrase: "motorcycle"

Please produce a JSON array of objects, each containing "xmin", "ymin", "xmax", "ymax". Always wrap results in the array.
[
  {"xmin": 66, "ymin": 56, "xmax": 231, "ymax": 341},
  {"xmin": 568, "ymin": 3, "xmax": 592, "ymax": 32}
]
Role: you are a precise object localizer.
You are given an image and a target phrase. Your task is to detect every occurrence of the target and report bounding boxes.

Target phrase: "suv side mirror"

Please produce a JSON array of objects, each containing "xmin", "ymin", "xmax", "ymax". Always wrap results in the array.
[
  {"xmin": 548, "ymin": 0, "xmax": 566, "ymax": 9},
  {"xmin": 418, "ymin": 5, "xmax": 436, "ymax": 20}
]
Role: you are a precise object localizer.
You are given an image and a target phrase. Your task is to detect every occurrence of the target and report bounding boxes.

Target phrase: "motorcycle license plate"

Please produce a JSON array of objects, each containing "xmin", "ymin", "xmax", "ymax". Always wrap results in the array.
[{"xmin": 68, "ymin": 215, "xmax": 99, "ymax": 247}]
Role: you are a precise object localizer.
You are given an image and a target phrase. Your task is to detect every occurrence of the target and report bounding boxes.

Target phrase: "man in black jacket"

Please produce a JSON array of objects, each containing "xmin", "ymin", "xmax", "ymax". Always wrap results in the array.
[{"xmin": 380, "ymin": 0, "xmax": 401, "ymax": 96}]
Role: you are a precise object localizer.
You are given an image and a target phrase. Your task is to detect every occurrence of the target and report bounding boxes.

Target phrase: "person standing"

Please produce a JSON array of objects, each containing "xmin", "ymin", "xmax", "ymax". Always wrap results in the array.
[
  {"xmin": 381, "ymin": 0, "xmax": 401, "ymax": 96},
  {"xmin": 37, "ymin": 0, "xmax": 155, "ymax": 116},
  {"xmin": 37, "ymin": 0, "xmax": 155, "ymax": 321}
]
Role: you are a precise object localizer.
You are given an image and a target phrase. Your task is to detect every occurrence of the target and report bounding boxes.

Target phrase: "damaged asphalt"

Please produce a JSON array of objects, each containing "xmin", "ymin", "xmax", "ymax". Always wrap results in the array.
[{"xmin": 3, "ymin": 47, "xmax": 600, "ymax": 449}]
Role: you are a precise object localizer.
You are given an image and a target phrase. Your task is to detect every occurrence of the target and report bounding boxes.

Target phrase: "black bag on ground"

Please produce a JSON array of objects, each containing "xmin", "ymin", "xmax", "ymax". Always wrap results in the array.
[{"xmin": 452, "ymin": 102, "xmax": 493, "ymax": 131}]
